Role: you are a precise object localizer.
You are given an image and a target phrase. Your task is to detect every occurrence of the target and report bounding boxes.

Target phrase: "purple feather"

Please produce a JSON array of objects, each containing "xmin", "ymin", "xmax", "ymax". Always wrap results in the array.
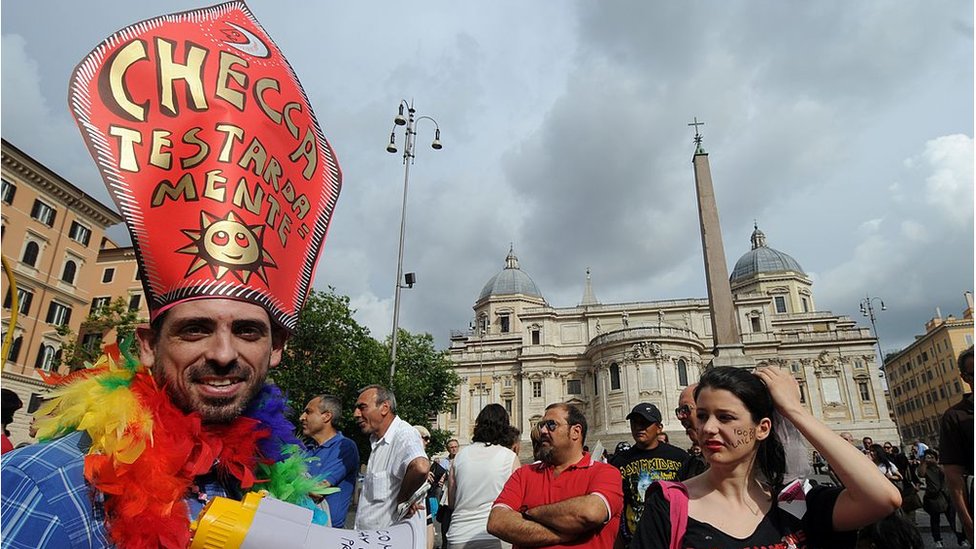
[{"xmin": 243, "ymin": 384, "xmax": 302, "ymax": 461}]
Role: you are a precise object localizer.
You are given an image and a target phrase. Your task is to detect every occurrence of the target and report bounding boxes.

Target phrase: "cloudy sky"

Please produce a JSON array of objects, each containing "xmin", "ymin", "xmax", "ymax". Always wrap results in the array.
[{"xmin": 2, "ymin": 1, "xmax": 973, "ymax": 356}]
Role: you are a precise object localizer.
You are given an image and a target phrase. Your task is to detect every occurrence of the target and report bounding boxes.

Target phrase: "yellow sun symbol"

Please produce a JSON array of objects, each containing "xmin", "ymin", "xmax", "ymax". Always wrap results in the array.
[{"xmin": 177, "ymin": 211, "xmax": 277, "ymax": 284}]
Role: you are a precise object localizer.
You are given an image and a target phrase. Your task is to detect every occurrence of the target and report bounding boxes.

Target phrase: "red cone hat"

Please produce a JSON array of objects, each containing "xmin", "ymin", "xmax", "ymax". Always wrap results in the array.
[{"xmin": 68, "ymin": 1, "xmax": 342, "ymax": 331}]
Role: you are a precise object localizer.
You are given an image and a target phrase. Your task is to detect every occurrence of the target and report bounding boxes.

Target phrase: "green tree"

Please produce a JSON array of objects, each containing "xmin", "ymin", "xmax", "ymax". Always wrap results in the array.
[
  {"xmin": 273, "ymin": 289, "xmax": 461, "ymax": 461},
  {"xmin": 273, "ymin": 289, "xmax": 387, "ymax": 429},
  {"xmin": 387, "ymin": 329, "xmax": 461, "ymax": 455},
  {"xmin": 57, "ymin": 296, "xmax": 142, "ymax": 371}
]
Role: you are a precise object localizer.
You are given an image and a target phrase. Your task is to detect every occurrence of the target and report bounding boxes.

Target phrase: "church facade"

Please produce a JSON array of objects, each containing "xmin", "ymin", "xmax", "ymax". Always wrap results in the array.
[{"xmin": 436, "ymin": 229, "xmax": 899, "ymax": 451}]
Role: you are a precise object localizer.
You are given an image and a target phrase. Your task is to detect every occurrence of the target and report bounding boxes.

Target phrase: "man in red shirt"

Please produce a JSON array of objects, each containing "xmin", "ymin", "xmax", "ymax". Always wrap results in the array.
[{"xmin": 488, "ymin": 402, "xmax": 623, "ymax": 549}]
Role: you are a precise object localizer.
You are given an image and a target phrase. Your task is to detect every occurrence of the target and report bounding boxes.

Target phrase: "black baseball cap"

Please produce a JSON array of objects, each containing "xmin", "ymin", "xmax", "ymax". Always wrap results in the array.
[{"xmin": 626, "ymin": 403, "xmax": 662, "ymax": 424}]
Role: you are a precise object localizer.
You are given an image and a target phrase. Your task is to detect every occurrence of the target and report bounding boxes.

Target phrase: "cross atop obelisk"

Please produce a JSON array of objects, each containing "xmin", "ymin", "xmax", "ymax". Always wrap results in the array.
[
  {"xmin": 688, "ymin": 118, "xmax": 749, "ymax": 368},
  {"xmin": 688, "ymin": 117, "xmax": 706, "ymax": 155}
]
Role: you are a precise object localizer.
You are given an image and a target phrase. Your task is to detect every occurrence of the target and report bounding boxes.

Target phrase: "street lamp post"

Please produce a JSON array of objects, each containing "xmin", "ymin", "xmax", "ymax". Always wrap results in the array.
[
  {"xmin": 387, "ymin": 100, "xmax": 442, "ymax": 382},
  {"xmin": 860, "ymin": 295, "xmax": 887, "ymax": 371}
]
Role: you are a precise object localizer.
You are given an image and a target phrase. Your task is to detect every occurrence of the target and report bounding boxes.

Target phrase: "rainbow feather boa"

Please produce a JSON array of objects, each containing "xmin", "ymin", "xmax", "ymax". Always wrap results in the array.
[{"xmin": 36, "ymin": 339, "xmax": 334, "ymax": 548}]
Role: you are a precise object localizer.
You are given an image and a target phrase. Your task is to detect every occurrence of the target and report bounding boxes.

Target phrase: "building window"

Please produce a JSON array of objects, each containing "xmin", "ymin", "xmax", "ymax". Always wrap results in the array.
[
  {"xmin": 567, "ymin": 379, "xmax": 582, "ymax": 395},
  {"xmin": 46, "ymin": 301, "xmax": 72, "ymax": 326},
  {"xmin": 774, "ymin": 296, "xmax": 787, "ymax": 314},
  {"xmin": 504, "ymin": 399, "xmax": 512, "ymax": 415},
  {"xmin": 68, "ymin": 221, "xmax": 92, "ymax": 246},
  {"xmin": 22, "ymin": 241, "xmax": 40, "ymax": 267},
  {"xmin": 610, "ymin": 363, "xmax": 621, "ymax": 390},
  {"xmin": 61, "ymin": 260, "xmax": 78, "ymax": 285},
  {"xmin": 801, "ymin": 297, "xmax": 810, "ymax": 312},
  {"xmin": 593, "ymin": 373, "xmax": 599, "ymax": 395},
  {"xmin": 504, "ymin": 378, "xmax": 512, "ymax": 387},
  {"xmin": 90, "ymin": 296, "xmax": 111, "ymax": 315},
  {"xmin": 34, "ymin": 344, "xmax": 58, "ymax": 371},
  {"xmin": 128, "ymin": 294, "xmax": 142, "ymax": 312},
  {"xmin": 531, "ymin": 328, "xmax": 541, "ymax": 345},
  {"xmin": 858, "ymin": 381, "xmax": 871, "ymax": 401},
  {"xmin": 790, "ymin": 361, "xmax": 801, "ymax": 373},
  {"xmin": 532, "ymin": 381, "xmax": 542, "ymax": 398},
  {"xmin": 966, "ymin": 334, "xmax": 974, "ymax": 346},
  {"xmin": 1, "ymin": 179, "xmax": 16, "ymax": 205},
  {"xmin": 5, "ymin": 336, "xmax": 23, "ymax": 362},
  {"xmin": 750, "ymin": 316, "xmax": 761, "ymax": 333},
  {"xmin": 4, "ymin": 287, "xmax": 34, "ymax": 315},
  {"xmin": 30, "ymin": 199, "xmax": 57, "ymax": 227},
  {"xmin": 81, "ymin": 332, "xmax": 103, "ymax": 351},
  {"xmin": 102, "ymin": 268, "xmax": 115, "ymax": 283},
  {"xmin": 798, "ymin": 382, "xmax": 806, "ymax": 404},
  {"xmin": 499, "ymin": 314, "xmax": 510, "ymax": 333},
  {"xmin": 677, "ymin": 359, "xmax": 688, "ymax": 386}
]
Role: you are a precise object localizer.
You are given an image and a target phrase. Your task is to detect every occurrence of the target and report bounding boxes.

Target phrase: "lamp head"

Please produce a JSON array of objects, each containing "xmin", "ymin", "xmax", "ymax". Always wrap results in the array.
[
  {"xmin": 386, "ymin": 132, "xmax": 398, "ymax": 154},
  {"xmin": 394, "ymin": 104, "xmax": 407, "ymax": 126},
  {"xmin": 431, "ymin": 128, "xmax": 443, "ymax": 150},
  {"xmin": 880, "ymin": 301, "xmax": 887, "ymax": 311}
]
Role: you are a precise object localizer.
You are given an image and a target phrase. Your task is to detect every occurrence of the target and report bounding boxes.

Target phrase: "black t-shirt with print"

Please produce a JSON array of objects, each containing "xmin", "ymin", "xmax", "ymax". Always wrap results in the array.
[
  {"xmin": 632, "ymin": 483, "xmax": 857, "ymax": 549},
  {"xmin": 612, "ymin": 442, "xmax": 690, "ymax": 541}
]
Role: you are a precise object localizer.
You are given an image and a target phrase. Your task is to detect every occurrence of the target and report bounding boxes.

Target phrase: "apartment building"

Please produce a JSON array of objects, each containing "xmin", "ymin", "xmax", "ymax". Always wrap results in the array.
[
  {"xmin": 884, "ymin": 292, "xmax": 974, "ymax": 444},
  {"xmin": 1, "ymin": 139, "xmax": 147, "ymax": 443}
]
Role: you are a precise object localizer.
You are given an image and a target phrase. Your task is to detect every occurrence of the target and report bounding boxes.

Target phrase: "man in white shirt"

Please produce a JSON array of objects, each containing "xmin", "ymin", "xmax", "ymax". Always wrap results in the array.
[{"xmin": 354, "ymin": 384, "xmax": 430, "ymax": 533}]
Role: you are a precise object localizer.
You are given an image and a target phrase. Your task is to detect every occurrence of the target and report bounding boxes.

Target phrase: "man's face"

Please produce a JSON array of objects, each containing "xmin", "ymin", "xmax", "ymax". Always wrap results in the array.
[
  {"xmin": 630, "ymin": 416, "xmax": 661, "ymax": 448},
  {"xmin": 863, "ymin": 437, "xmax": 873, "ymax": 449},
  {"xmin": 137, "ymin": 299, "xmax": 282, "ymax": 423},
  {"xmin": 300, "ymin": 397, "xmax": 330, "ymax": 439},
  {"xmin": 353, "ymin": 388, "xmax": 390, "ymax": 435},
  {"xmin": 677, "ymin": 384, "xmax": 697, "ymax": 442},
  {"xmin": 447, "ymin": 440, "xmax": 459, "ymax": 457},
  {"xmin": 840, "ymin": 432, "xmax": 856, "ymax": 445},
  {"xmin": 537, "ymin": 407, "xmax": 580, "ymax": 463}
]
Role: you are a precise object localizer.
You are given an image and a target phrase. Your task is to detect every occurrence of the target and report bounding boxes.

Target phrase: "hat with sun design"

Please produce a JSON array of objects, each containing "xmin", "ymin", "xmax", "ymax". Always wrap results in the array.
[{"xmin": 68, "ymin": 1, "xmax": 341, "ymax": 331}]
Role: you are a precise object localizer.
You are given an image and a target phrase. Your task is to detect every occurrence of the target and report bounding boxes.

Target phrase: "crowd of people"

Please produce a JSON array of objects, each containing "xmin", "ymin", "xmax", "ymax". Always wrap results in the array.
[{"xmin": 1, "ymin": 342, "xmax": 972, "ymax": 548}]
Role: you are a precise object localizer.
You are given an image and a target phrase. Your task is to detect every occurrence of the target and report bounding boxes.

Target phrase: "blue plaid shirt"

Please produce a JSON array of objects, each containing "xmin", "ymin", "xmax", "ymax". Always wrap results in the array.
[{"xmin": 1, "ymin": 431, "xmax": 236, "ymax": 548}]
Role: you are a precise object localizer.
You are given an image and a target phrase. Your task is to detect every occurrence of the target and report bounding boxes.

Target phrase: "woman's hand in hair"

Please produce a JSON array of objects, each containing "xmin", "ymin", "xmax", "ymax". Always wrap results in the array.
[{"xmin": 755, "ymin": 367, "xmax": 803, "ymax": 417}]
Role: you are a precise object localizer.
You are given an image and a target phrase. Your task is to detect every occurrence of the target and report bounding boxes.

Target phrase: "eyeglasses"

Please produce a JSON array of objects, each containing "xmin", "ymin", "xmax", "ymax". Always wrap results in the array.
[
  {"xmin": 674, "ymin": 405, "xmax": 692, "ymax": 420},
  {"xmin": 537, "ymin": 419, "xmax": 562, "ymax": 432}
]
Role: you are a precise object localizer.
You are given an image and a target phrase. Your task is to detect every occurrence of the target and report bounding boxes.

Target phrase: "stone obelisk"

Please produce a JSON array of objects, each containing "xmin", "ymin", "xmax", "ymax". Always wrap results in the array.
[{"xmin": 689, "ymin": 119, "xmax": 749, "ymax": 368}]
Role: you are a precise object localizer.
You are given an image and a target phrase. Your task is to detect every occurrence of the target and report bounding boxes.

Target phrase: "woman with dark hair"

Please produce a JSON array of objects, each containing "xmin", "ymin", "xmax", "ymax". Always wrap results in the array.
[
  {"xmin": 446, "ymin": 404, "xmax": 520, "ymax": 549},
  {"xmin": 632, "ymin": 367, "xmax": 901, "ymax": 548},
  {"xmin": 868, "ymin": 444, "xmax": 902, "ymax": 482}
]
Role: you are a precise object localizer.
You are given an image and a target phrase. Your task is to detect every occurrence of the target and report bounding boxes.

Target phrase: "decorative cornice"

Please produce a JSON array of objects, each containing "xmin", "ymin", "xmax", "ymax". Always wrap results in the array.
[{"xmin": 2, "ymin": 141, "xmax": 123, "ymax": 227}]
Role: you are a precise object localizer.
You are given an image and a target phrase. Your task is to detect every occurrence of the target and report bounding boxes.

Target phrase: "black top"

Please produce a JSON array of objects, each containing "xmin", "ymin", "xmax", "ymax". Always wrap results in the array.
[
  {"xmin": 632, "ymin": 483, "xmax": 857, "ymax": 549},
  {"xmin": 611, "ymin": 442, "xmax": 690, "ymax": 541},
  {"xmin": 940, "ymin": 393, "xmax": 974, "ymax": 475}
]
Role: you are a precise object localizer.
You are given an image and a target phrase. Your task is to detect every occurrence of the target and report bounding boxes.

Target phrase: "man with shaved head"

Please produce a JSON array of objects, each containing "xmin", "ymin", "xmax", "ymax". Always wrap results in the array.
[{"xmin": 675, "ymin": 384, "xmax": 707, "ymax": 479}]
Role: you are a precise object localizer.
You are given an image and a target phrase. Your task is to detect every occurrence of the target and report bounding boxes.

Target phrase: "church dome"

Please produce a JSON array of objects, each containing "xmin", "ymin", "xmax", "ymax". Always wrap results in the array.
[
  {"xmin": 730, "ymin": 224, "xmax": 805, "ymax": 283},
  {"xmin": 478, "ymin": 247, "xmax": 543, "ymax": 301}
]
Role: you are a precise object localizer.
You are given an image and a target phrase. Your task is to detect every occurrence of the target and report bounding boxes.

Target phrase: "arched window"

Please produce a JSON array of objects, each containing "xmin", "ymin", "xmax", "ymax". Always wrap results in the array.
[
  {"xmin": 677, "ymin": 359, "xmax": 688, "ymax": 386},
  {"xmin": 5, "ymin": 336, "xmax": 22, "ymax": 362},
  {"xmin": 22, "ymin": 241, "xmax": 39, "ymax": 267},
  {"xmin": 610, "ymin": 362, "xmax": 621, "ymax": 390},
  {"xmin": 61, "ymin": 260, "xmax": 77, "ymax": 284},
  {"xmin": 34, "ymin": 344, "xmax": 57, "ymax": 371}
]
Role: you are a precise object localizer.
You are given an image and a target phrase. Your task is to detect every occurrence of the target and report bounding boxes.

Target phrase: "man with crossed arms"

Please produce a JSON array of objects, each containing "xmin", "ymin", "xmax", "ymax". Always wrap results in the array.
[{"xmin": 488, "ymin": 403, "xmax": 623, "ymax": 549}]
